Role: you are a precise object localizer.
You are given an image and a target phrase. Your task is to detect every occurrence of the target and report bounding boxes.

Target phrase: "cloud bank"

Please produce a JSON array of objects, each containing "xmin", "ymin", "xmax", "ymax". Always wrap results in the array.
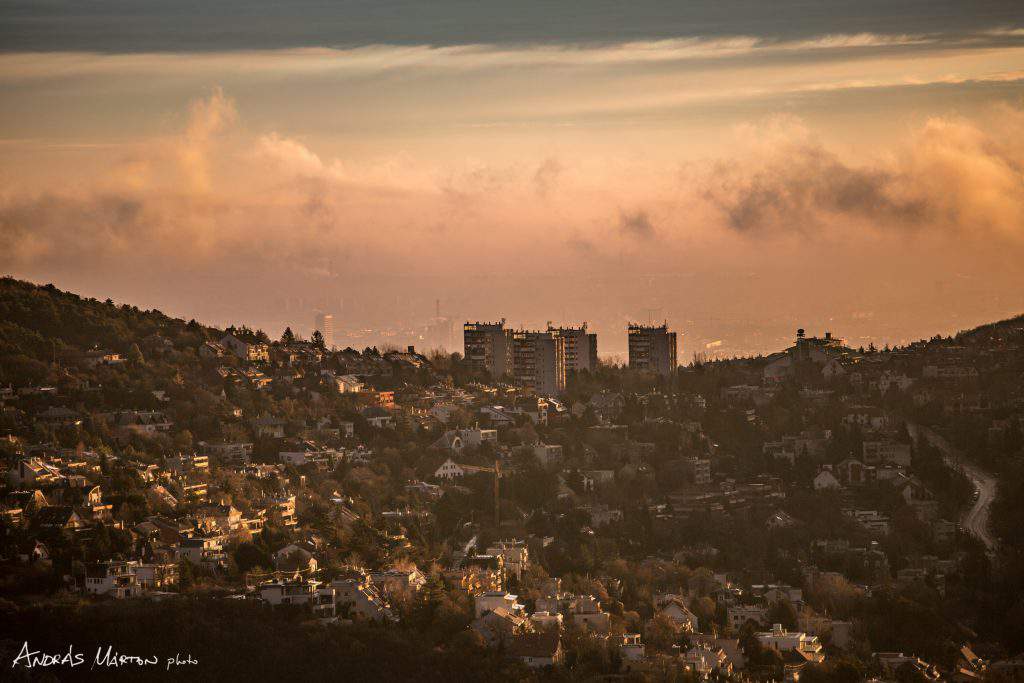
[{"xmin": 1, "ymin": 90, "xmax": 1022, "ymax": 348}]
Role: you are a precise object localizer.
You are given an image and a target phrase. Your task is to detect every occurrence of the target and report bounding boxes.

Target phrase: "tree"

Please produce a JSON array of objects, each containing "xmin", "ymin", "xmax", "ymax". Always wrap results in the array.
[
  {"xmin": 234, "ymin": 543, "xmax": 271, "ymax": 574},
  {"xmin": 281, "ymin": 327, "xmax": 295, "ymax": 344},
  {"xmin": 127, "ymin": 343, "xmax": 145, "ymax": 366},
  {"xmin": 312, "ymin": 330, "xmax": 325, "ymax": 350},
  {"xmin": 179, "ymin": 560, "xmax": 196, "ymax": 591},
  {"xmin": 644, "ymin": 613, "xmax": 678, "ymax": 652},
  {"xmin": 768, "ymin": 600, "xmax": 798, "ymax": 630}
]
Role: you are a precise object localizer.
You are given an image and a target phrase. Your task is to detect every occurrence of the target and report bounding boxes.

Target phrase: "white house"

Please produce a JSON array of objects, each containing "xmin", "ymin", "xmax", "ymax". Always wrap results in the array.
[
  {"xmin": 813, "ymin": 467, "xmax": 842, "ymax": 490},
  {"xmin": 220, "ymin": 333, "xmax": 270, "ymax": 363},
  {"xmin": 755, "ymin": 624, "xmax": 825, "ymax": 663},
  {"xmin": 433, "ymin": 457, "xmax": 494, "ymax": 481},
  {"xmin": 475, "ymin": 591, "xmax": 523, "ymax": 619},
  {"xmin": 657, "ymin": 596, "xmax": 699, "ymax": 633}
]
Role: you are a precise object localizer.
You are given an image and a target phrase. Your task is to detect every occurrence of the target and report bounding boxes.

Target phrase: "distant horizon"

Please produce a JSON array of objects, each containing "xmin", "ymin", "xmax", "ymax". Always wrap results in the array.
[{"xmin": 7, "ymin": 275, "xmax": 1020, "ymax": 364}]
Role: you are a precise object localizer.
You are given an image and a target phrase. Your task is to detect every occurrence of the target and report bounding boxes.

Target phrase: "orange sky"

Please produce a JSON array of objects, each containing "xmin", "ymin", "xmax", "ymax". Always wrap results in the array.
[{"xmin": 2, "ymin": 10, "xmax": 1024, "ymax": 354}]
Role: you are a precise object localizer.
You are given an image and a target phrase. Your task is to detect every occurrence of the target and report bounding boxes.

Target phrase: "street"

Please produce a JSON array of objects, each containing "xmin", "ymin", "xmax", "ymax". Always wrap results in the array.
[{"xmin": 908, "ymin": 423, "xmax": 998, "ymax": 550}]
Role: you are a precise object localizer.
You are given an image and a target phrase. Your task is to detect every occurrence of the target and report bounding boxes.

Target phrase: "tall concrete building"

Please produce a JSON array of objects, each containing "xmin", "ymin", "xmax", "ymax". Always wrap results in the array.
[
  {"xmin": 314, "ymin": 312, "xmax": 335, "ymax": 350},
  {"xmin": 628, "ymin": 323, "xmax": 678, "ymax": 377},
  {"xmin": 463, "ymin": 320, "xmax": 509, "ymax": 377},
  {"xmin": 548, "ymin": 323, "xmax": 598, "ymax": 373},
  {"xmin": 510, "ymin": 330, "xmax": 565, "ymax": 396}
]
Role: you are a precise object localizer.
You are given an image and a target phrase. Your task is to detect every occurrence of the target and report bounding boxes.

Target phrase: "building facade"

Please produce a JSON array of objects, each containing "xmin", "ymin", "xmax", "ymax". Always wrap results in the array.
[
  {"xmin": 511, "ymin": 330, "xmax": 565, "ymax": 396},
  {"xmin": 628, "ymin": 323, "xmax": 678, "ymax": 377},
  {"xmin": 314, "ymin": 312, "xmax": 335, "ymax": 350},
  {"xmin": 464, "ymin": 320, "xmax": 510, "ymax": 377},
  {"xmin": 548, "ymin": 324, "xmax": 598, "ymax": 373}
]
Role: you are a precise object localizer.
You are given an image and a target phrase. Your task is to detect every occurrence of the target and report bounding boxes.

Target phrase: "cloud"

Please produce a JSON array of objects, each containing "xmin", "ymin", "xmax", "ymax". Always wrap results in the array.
[
  {"xmin": 533, "ymin": 158, "xmax": 562, "ymax": 198},
  {"xmin": 618, "ymin": 209, "xmax": 656, "ymax": 240},
  {"xmin": 697, "ymin": 111, "xmax": 1024, "ymax": 240},
  {"xmin": 4, "ymin": 91, "xmax": 1024, "ymax": 282}
]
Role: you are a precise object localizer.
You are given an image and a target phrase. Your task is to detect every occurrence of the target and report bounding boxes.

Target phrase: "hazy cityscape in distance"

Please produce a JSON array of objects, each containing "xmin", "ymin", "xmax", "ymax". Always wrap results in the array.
[{"xmin": 22, "ymin": 267, "xmax": 1023, "ymax": 363}]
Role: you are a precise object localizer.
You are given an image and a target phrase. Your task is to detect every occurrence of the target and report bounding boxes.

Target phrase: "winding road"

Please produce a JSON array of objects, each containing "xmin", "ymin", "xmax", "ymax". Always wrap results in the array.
[{"xmin": 908, "ymin": 423, "xmax": 998, "ymax": 551}]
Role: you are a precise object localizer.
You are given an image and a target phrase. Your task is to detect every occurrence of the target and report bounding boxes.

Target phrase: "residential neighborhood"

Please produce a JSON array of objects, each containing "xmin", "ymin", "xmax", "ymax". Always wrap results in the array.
[{"xmin": 1, "ymin": 279, "xmax": 1023, "ymax": 681}]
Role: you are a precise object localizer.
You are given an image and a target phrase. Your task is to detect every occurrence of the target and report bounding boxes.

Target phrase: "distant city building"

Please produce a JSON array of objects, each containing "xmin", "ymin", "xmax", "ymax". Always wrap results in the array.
[
  {"xmin": 314, "ymin": 312, "xmax": 335, "ymax": 350},
  {"xmin": 511, "ymin": 330, "xmax": 565, "ymax": 396},
  {"xmin": 425, "ymin": 317, "xmax": 453, "ymax": 351},
  {"xmin": 548, "ymin": 323, "xmax": 598, "ymax": 373},
  {"xmin": 464, "ymin": 320, "xmax": 510, "ymax": 377},
  {"xmin": 628, "ymin": 323, "xmax": 678, "ymax": 376}
]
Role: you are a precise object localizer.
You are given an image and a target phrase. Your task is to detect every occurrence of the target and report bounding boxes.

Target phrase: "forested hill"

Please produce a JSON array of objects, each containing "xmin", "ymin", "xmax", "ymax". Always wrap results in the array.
[{"xmin": 0, "ymin": 277, "xmax": 230, "ymax": 387}]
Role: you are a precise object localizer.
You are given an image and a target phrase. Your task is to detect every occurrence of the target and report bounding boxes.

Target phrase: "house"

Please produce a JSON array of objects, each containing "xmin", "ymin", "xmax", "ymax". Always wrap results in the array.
[
  {"xmin": 368, "ymin": 567, "xmax": 427, "ymax": 596},
  {"xmin": 570, "ymin": 595, "xmax": 611, "ymax": 632},
  {"xmin": 198, "ymin": 341, "xmax": 228, "ymax": 360},
  {"xmin": 813, "ymin": 467, "xmax": 842, "ymax": 490},
  {"xmin": 588, "ymin": 392, "xmax": 625, "ymax": 422},
  {"xmin": 330, "ymin": 575, "xmax": 395, "ymax": 622},
  {"xmin": 267, "ymin": 494, "xmax": 298, "ymax": 527},
  {"xmin": 691, "ymin": 634, "xmax": 747, "ymax": 671},
  {"xmin": 332, "ymin": 374, "xmax": 364, "ymax": 393},
  {"xmin": 220, "ymin": 333, "xmax": 270, "ymax": 363},
  {"xmin": 362, "ymin": 409, "xmax": 396, "ymax": 430},
  {"xmin": 432, "ymin": 428, "xmax": 498, "ymax": 452},
  {"xmin": 200, "ymin": 442, "xmax": 254, "ymax": 465},
  {"xmin": 84, "ymin": 561, "xmax": 142, "ymax": 599},
  {"xmin": 475, "ymin": 591, "xmax": 523, "ymax": 619},
  {"xmin": 111, "ymin": 410, "xmax": 173, "ymax": 435},
  {"xmin": 433, "ymin": 458, "xmax": 495, "ymax": 481},
  {"xmin": 278, "ymin": 440, "xmax": 340, "ymax": 467},
  {"xmin": 585, "ymin": 503, "xmax": 624, "ymax": 527},
  {"xmin": 479, "ymin": 406, "xmax": 517, "ymax": 427},
  {"xmin": 486, "ymin": 540, "xmax": 529, "ymax": 582},
  {"xmin": 681, "ymin": 644, "xmax": 732, "ymax": 678},
  {"xmin": 472, "ymin": 607, "xmax": 532, "ymax": 646},
  {"xmin": 260, "ymin": 579, "xmax": 335, "ymax": 617},
  {"xmin": 756, "ymin": 624, "xmax": 825, "ymax": 664},
  {"xmin": 620, "ymin": 634, "xmax": 646, "ymax": 662},
  {"xmin": 529, "ymin": 611, "xmax": 564, "ymax": 631},
  {"xmin": 252, "ymin": 415, "xmax": 287, "ymax": 439},
  {"xmin": 37, "ymin": 406, "xmax": 83, "ymax": 427},
  {"xmin": 133, "ymin": 563, "xmax": 179, "ymax": 591},
  {"xmin": 728, "ymin": 604, "xmax": 767, "ymax": 631},
  {"xmin": 875, "ymin": 652, "xmax": 942, "ymax": 680},
  {"xmin": 177, "ymin": 536, "xmax": 227, "ymax": 569},
  {"xmin": 532, "ymin": 442, "xmax": 564, "ymax": 466},
  {"xmin": 9, "ymin": 458, "xmax": 64, "ymax": 487},
  {"xmin": 507, "ymin": 632, "xmax": 563, "ymax": 669},
  {"xmin": 835, "ymin": 458, "xmax": 870, "ymax": 486},
  {"xmin": 766, "ymin": 510, "xmax": 798, "ymax": 530},
  {"xmin": 656, "ymin": 596, "xmax": 699, "ymax": 633},
  {"xmin": 35, "ymin": 505, "xmax": 87, "ymax": 533},
  {"xmin": 145, "ymin": 484, "xmax": 179, "ymax": 512},
  {"xmin": 429, "ymin": 404, "xmax": 459, "ymax": 424},
  {"xmin": 863, "ymin": 440, "xmax": 912, "ymax": 466},
  {"xmin": 166, "ymin": 453, "xmax": 210, "ymax": 476},
  {"xmin": 763, "ymin": 354, "xmax": 792, "ymax": 384}
]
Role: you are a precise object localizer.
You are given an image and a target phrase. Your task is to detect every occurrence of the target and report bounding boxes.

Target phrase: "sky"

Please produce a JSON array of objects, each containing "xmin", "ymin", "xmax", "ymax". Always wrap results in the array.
[{"xmin": 2, "ymin": 1, "xmax": 1024, "ymax": 357}]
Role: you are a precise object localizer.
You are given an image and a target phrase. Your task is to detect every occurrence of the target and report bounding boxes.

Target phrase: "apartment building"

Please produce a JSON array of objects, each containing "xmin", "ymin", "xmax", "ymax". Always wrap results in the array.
[
  {"xmin": 511, "ymin": 330, "xmax": 565, "ymax": 396},
  {"xmin": 464, "ymin": 320, "xmax": 510, "ymax": 377},
  {"xmin": 628, "ymin": 323, "xmax": 678, "ymax": 377},
  {"xmin": 548, "ymin": 323, "xmax": 598, "ymax": 373}
]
